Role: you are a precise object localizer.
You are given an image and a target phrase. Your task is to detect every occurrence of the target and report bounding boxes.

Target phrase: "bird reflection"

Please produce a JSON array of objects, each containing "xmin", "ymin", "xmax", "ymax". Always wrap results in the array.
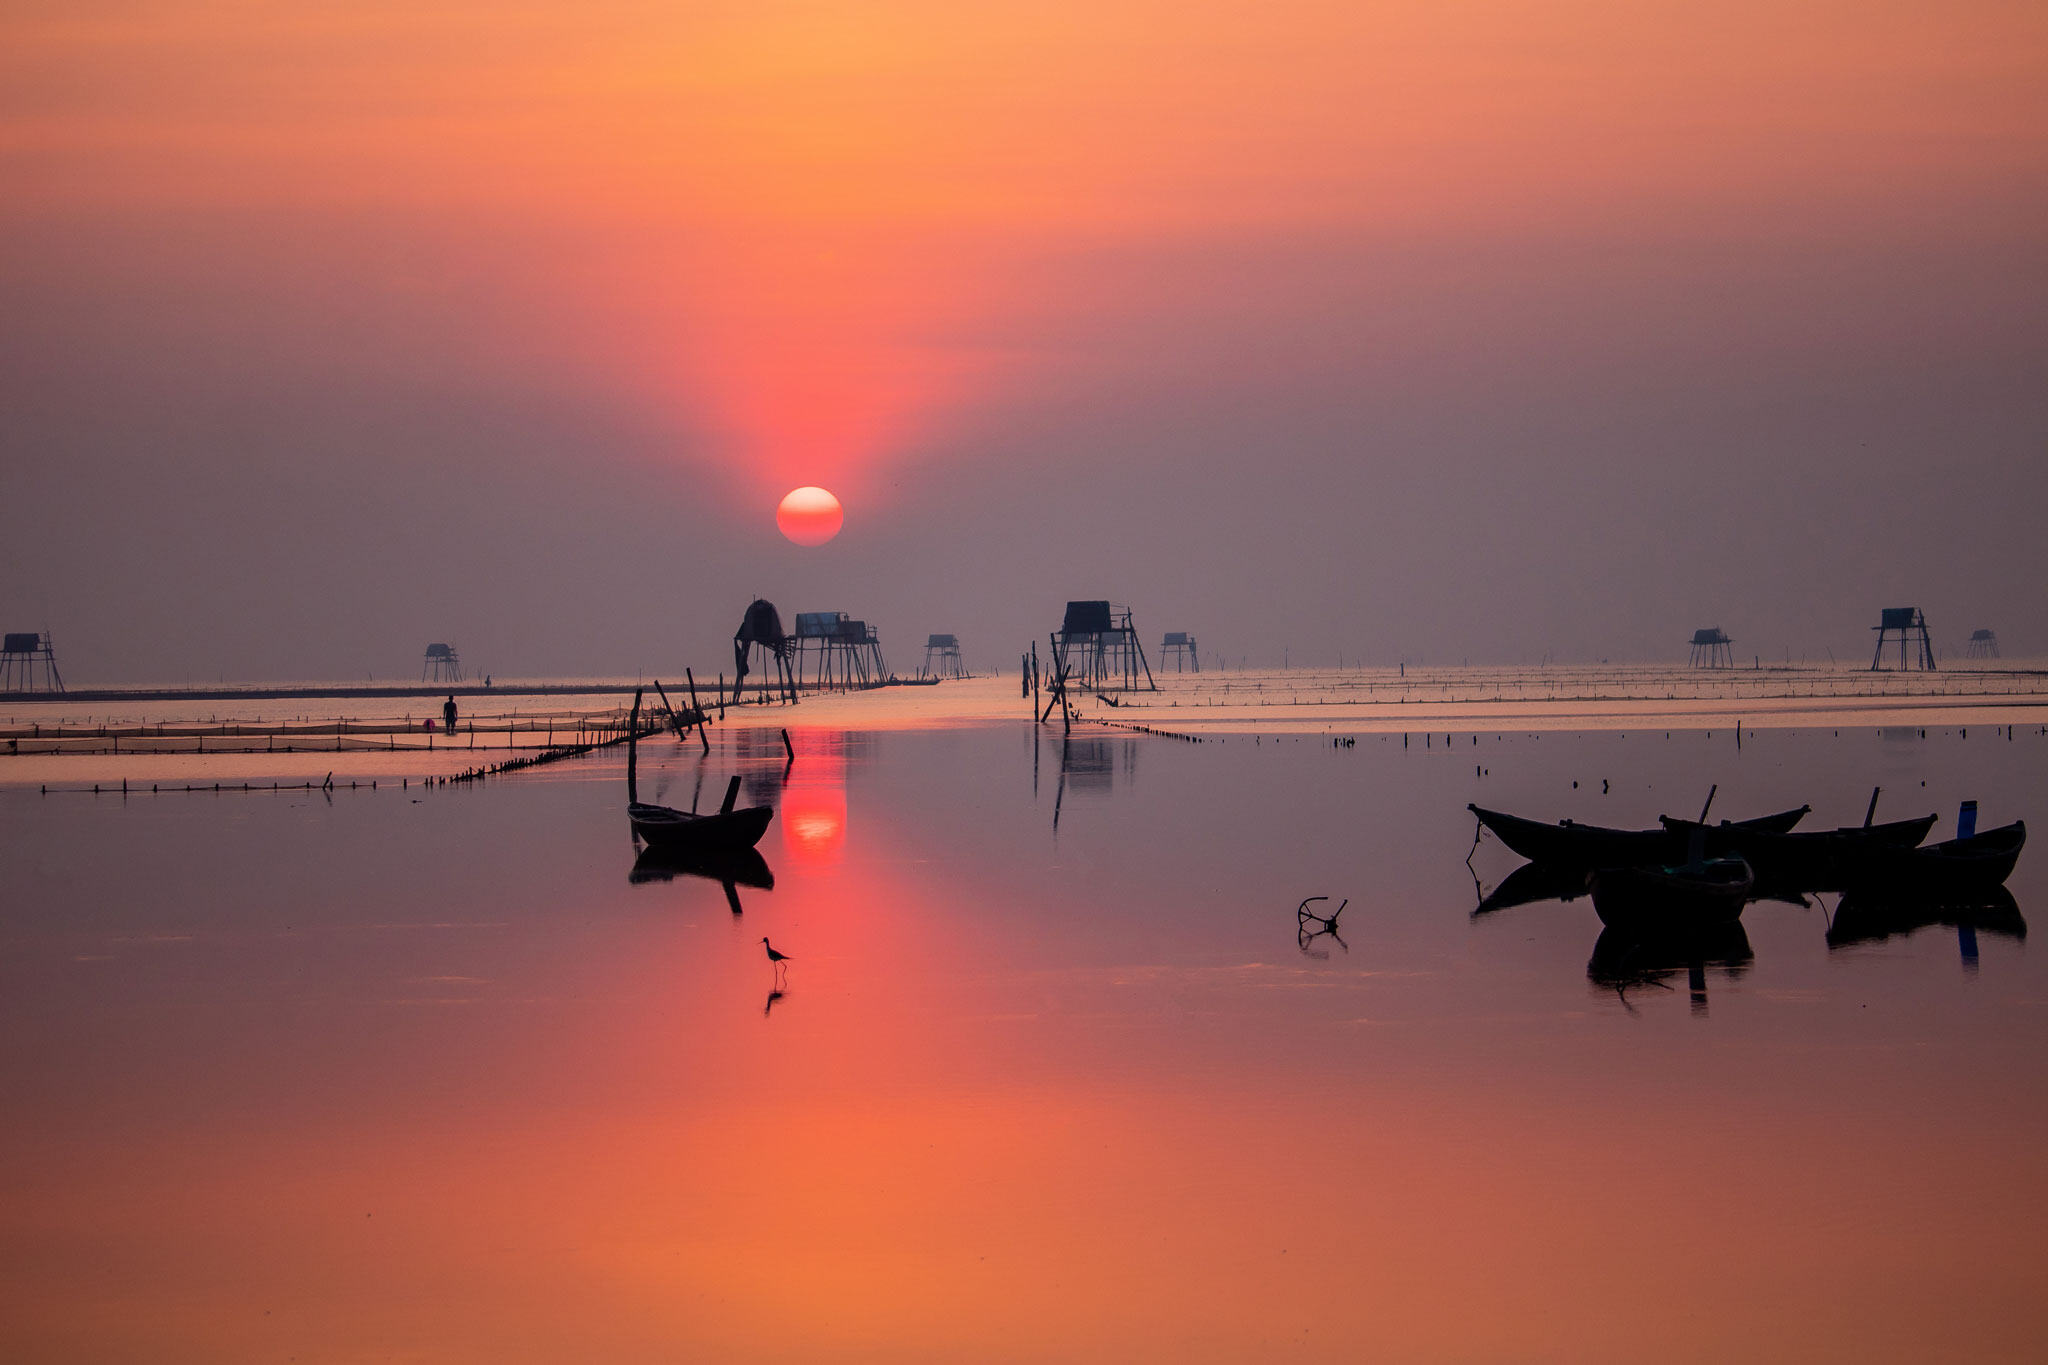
[
  {"xmin": 764, "ymin": 987, "xmax": 785, "ymax": 1017},
  {"xmin": 1587, "ymin": 923, "xmax": 1753, "ymax": 1016}
]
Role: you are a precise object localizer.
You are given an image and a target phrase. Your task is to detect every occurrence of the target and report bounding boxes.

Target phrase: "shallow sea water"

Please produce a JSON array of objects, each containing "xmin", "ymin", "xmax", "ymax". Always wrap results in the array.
[{"xmin": 3, "ymin": 711, "xmax": 2044, "ymax": 1361}]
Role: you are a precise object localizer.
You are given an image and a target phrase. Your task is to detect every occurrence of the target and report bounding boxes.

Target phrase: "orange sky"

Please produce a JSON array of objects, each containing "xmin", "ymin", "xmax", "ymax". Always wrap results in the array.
[
  {"xmin": 2, "ymin": 1, "xmax": 2045, "ymax": 680},
  {"xmin": 6, "ymin": 0, "xmax": 2042, "ymax": 499}
]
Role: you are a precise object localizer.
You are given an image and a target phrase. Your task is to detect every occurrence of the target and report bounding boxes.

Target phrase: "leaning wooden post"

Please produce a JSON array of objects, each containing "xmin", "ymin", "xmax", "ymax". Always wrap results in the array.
[
  {"xmin": 653, "ymin": 678, "xmax": 684, "ymax": 736},
  {"xmin": 685, "ymin": 669, "xmax": 710, "ymax": 753}
]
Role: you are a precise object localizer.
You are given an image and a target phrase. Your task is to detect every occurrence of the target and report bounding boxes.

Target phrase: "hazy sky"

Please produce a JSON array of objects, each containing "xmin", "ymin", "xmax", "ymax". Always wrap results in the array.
[{"xmin": 3, "ymin": 0, "xmax": 2044, "ymax": 682}]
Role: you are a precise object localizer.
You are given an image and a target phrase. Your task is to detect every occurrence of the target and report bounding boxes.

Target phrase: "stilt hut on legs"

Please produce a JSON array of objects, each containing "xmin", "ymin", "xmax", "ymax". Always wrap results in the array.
[
  {"xmin": 734, "ymin": 599, "xmax": 798, "ymax": 702},
  {"xmin": 0, "ymin": 632, "xmax": 63, "ymax": 692},
  {"xmin": 922, "ymin": 634, "xmax": 966, "ymax": 679},
  {"xmin": 794, "ymin": 613, "xmax": 888, "ymax": 690},
  {"xmin": 1051, "ymin": 601, "xmax": 1155, "ymax": 693},
  {"xmin": 1688, "ymin": 628, "xmax": 1733, "ymax": 668},
  {"xmin": 423, "ymin": 642, "xmax": 462, "ymax": 682},
  {"xmin": 1871, "ymin": 608, "xmax": 1937, "ymax": 671}
]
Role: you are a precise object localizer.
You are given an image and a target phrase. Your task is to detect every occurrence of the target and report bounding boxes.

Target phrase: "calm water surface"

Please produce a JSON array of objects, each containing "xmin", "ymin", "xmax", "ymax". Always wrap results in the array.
[{"xmin": 3, "ymin": 720, "xmax": 2044, "ymax": 1360}]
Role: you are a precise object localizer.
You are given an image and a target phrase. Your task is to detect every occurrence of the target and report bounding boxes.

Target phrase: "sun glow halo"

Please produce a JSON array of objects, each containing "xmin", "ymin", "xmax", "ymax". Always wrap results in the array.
[{"xmin": 776, "ymin": 486, "xmax": 844, "ymax": 546}]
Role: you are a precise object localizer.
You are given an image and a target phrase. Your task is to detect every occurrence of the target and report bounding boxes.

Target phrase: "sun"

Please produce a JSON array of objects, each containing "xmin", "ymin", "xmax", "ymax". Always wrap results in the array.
[{"xmin": 776, "ymin": 486, "xmax": 844, "ymax": 546}]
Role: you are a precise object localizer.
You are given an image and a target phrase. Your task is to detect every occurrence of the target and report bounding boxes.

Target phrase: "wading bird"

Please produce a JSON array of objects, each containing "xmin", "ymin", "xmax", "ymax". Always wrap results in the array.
[{"xmin": 761, "ymin": 937, "xmax": 791, "ymax": 980}]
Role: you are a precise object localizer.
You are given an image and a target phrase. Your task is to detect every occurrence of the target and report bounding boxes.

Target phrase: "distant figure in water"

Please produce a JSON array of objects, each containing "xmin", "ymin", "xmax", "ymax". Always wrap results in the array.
[
  {"xmin": 443, "ymin": 695, "xmax": 458, "ymax": 730},
  {"xmin": 484, "ymin": 675, "xmax": 492, "ymax": 688}
]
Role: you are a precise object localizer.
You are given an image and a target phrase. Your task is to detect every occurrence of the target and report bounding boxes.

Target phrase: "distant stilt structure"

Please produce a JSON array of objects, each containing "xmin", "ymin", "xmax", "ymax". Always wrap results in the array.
[
  {"xmin": 1871, "ymin": 607, "xmax": 1937, "ymax": 671},
  {"xmin": 734, "ymin": 599, "xmax": 798, "ymax": 703},
  {"xmin": 793, "ymin": 612, "xmax": 887, "ymax": 689},
  {"xmin": 0, "ymin": 632, "xmax": 63, "ymax": 692},
  {"xmin": 1161, "ymin": 632, "xmax": 1200, "ymax": 673},
  {"xmin": 1966, "ymin": 629, "xmax": 2000, "ymax": 660},
  {"xmin": 1688, "ymin": 627, "xmax": 1734, "ymax": 669},
  {"xmin": 1051, "ymin": 601, "xmax": 1156, "ymax": 693},
  {"xmin": 922, "ymin": 633, "xmax": 966, "ymax": 679},
  {"xmin": 422, "ymin": 642, "xmax": 462, "ymax": 683}
]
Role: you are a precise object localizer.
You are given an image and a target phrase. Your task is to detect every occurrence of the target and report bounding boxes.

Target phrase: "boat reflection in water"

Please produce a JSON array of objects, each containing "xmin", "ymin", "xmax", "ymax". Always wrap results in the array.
[
  {"xmin": 1587, "ymin": 923, "xmax": 1754, "ymax": 1016},
  {"xmin": 1828, "ymin": 887, "xmax": 2027, "ymax": 973},
  {"xmin": 1475, "ymin": 848, "xmax": 2030, "ymax": 1004},
  {"xmin": 629, "ymin": 844, "xmax": 776, "ymax": 914},
  {"xmin": 1471, "ymin": 859, "xmax": 1591, "ymax": 915}
]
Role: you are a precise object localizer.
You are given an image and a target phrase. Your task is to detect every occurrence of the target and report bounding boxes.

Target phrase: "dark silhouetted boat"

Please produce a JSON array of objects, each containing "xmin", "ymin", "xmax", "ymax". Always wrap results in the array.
[
  {"xmin": 1469, "ymin": 803, "xmax": 1807, "ymax": 869},
  {"xmin": 1590, "ymin": 856, "xmax": 1755, "ymax": 934},
  {"xmin": 1840, "ymin": 821, "xmax": 2025, "ymax": 899},
  {"xmin": 625, "ymin": 690, "xmax": 774, "ymax": 853},
  {"xmin": 1655, "ymin": 812, "xmax": 1937, "ymax": 889}
]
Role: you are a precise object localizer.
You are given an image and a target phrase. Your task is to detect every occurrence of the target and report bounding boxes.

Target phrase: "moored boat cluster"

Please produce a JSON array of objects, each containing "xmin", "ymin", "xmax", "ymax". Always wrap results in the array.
[{"xmin": 1470, "ymin": 794, "xmax": 2026, "ymax": 939}]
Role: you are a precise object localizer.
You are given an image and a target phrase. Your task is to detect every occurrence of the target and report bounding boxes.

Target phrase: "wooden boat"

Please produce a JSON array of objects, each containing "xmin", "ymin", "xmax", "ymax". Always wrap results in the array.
[
  {"xmin": 630, "ymin": 796, "xmax": 773, "ymax": 851},
  {"xmin": 1839, "ymin": 821, "xmax": 2025, "ymax": 899},
  {"xmin": 1469, "ymin": 803, "xmax": 1808, "ymax": 869},
  {"xmin": 1590, "ymin": 856, "xmax": 1755, "ymax": 934},
  {"xmin": 1655, "ymin": 812, "xmax": 1937, "ymax": 890},
  {"xmin": 626, "ymin": 690, "xmax": 774, "ymax": 854}
]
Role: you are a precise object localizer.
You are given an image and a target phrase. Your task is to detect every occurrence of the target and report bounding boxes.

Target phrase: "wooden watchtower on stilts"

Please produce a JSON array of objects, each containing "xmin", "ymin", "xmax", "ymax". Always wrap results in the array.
[
  {"xmin": 1688, "ymin": 627, "xmax": 1733, "ymax": 668},
  {"xmin": 1161, "ymin": 632, "xmax": 1200, "ymax": 672},
  {"xmin": 1052, "ymin": 601, "xmax": 1155, "ymax": 694},
  {"xmin": 422, "ymin": 642, "xmax": 462, "ymax": 683},
  {"xmin": 1966, "ymin": 629, "xmax": 2000, "ymax": 660},
  {"xmin": 794, "ymin": 612, "xmax": 888, "ymax": 690},
  {"xmin": 0, "ymin": 632, "xmax": 63, "ymax": 692},
  {"xmin": 1871, "ymin": 607, "xmax": 1936, "ymax": 671},
  {"xmin": 922, "ymin": 634, "xmax": 966, "ymax": 679},
  {"xmin": 733, "ymin": 599, "xmax": 798, "ymax": 703}
]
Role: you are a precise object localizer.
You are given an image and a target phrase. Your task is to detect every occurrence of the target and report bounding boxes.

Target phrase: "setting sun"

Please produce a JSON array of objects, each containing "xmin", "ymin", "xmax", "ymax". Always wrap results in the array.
[{"xmin": 776, "ymin": 486, "xmax": 844, "ymax": 546}]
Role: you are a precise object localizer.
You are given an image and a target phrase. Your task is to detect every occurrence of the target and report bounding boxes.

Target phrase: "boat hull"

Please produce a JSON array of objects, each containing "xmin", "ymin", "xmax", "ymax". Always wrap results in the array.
[
  {"xmin": 1470, "ymin": 804, "xmax": 1808, "ymax": 869},
  {"xmin": 1840, "ymin": 821, "xmax": 2025, "ymax": 899},
  {"xmin": 1656, "ymin": 813, "xmax": 1937, "ymax": 891},
  {"xmin": 630, "ymin": 802, "xmax": 775, "ymax": 853},
  {"xmin": 1590, "ymin": 857, "xmax": 1755, "ymax": 935}
]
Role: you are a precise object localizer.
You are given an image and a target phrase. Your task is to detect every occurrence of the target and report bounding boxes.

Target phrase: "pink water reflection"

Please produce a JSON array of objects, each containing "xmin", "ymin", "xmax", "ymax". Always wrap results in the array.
[{"xmin": 2, "ymin": 721, "xmax": 2045, "ymax": 1359}]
